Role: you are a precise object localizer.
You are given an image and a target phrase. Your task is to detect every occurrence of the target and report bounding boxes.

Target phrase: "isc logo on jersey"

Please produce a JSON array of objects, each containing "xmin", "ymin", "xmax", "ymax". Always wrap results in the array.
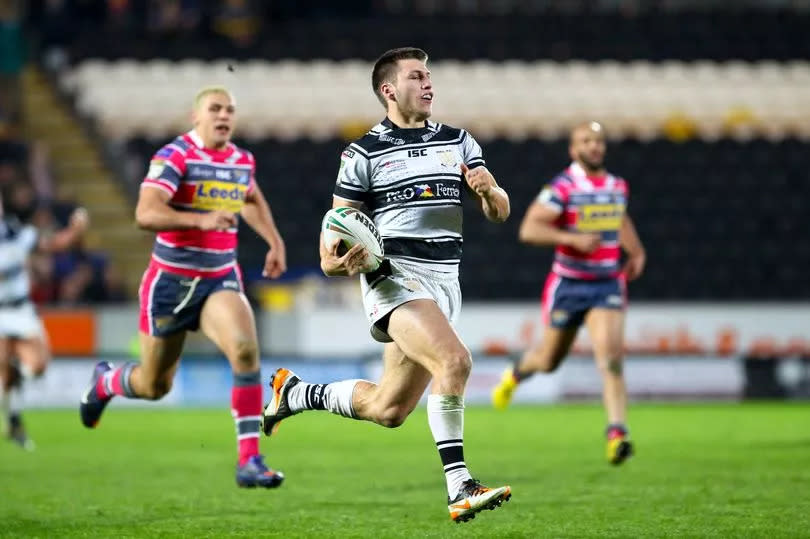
[{"xmin": 193, "ymin": 180, "xmax": 247, "ymax": 212}]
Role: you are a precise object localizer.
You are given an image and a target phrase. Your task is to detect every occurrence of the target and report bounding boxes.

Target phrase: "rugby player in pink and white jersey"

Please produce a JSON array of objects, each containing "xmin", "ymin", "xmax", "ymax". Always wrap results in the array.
[
  {"xmin": 79, "ymin": 86, "xmax": 288, "ymax": 488},
  {"xmin": 491, "ymin": 122, "xmax": 646, "ymax": 465}
]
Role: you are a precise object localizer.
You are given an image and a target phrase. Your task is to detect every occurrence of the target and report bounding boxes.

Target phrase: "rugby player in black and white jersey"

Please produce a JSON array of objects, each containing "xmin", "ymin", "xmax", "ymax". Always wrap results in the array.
[
  {"xmin": 261, "ymin": 47, "xmax": 513, "ymax": 523},
  {"xmin": 0, "ymin": 193, "xmax": 88, "ymax": 449}
]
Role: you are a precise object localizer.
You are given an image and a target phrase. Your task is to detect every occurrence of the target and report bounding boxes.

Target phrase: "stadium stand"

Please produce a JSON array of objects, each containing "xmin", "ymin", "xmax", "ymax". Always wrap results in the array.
[{"xmin": 23, "ymin": 1, "xmax": 809, "ymax": 301}]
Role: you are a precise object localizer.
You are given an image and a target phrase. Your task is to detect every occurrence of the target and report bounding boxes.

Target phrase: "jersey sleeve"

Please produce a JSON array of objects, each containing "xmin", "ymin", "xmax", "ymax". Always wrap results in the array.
[
  {"xmin": 460, "ymin": 130, "xmax": 485, "ymax": 169},
  {"xmin": 141, "ymin": 144, "xmax": 187, "ymax": 196},
  {"xmin": 536, "ymin": 175, "xmax": 571, "ymax": 213},
  {"xmin": 333, "ymin": 145, "xmax": 371, "ymax": 202},
  {"xmin": 617, "ymin": 177, "xmax": 629, "ymax": 205},
  {"xmin": 246, "ymin": 150, "xmax": 257, "ymax": 196}
]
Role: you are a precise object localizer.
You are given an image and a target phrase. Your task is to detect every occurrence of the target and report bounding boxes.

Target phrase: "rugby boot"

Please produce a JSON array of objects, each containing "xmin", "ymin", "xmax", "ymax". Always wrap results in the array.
[
  {"xmin": 491, "ymin": 367, "xmax": 518, "ymax": 410},
  {"xmin": 448, "ymin": 479, "xmax": 512, "ymax": 523},
  {"xmin": 79, "ymin": 361, "xmax": 114, "ymax": 428},
  {"xmin": 260, "ymin": 368, "xmax": 301, "ymax": 436},
  {"xmin": 606, "ymin": 426, "xmax": 634, "ymax": 465},
  {"xmin": 236, "ymin": 454, "xmax": 284, "ymax": 488}
]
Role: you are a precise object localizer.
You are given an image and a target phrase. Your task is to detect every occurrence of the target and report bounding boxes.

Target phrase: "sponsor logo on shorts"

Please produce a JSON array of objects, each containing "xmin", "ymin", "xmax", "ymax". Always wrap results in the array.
[
  {"xmin": 551, "ymin": 310, "xmax": 569, "ymax": 324},
  {"xmin": 606, "ymin": 294, "xmax": 623, "ymax": 306},
  {"xmin": 402, "ymin": 278, "xmax": 422, "ymax": 292},
  {"xmin": 222, "ymin": 280, "xmax": 240, "ymax": 289},
  {"xmin": 154, "ymin": 315, "xmax": 174, "ymax": 330}
]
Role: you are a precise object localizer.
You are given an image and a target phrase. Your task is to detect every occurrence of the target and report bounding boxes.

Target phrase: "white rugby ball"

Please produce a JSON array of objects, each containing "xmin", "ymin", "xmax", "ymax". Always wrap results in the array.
[{"xmin": 321, "ymin": 207, "xmax": 385, "ymax": 271}]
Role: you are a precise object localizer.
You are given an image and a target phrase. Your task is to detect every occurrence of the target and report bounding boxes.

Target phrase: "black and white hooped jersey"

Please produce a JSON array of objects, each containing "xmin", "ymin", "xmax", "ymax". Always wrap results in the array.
[
  {"xmin": 333, "ymin": 118, "xmax": 485, "ymax": 273},
  {"xmin": 0, "ymin": 218, "xmax": 37, "ymax": 305}
]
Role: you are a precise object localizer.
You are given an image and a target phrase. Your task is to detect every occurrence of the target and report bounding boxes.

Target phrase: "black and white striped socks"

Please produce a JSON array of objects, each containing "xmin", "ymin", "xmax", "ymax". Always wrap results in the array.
[{"xmin": 428, "ymin": 394, "xmax": 473, "ymax": 498}]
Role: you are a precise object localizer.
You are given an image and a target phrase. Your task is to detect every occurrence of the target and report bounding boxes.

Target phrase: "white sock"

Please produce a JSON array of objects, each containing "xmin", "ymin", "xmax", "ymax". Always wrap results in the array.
[
  {"xmin": 427, "ymin": 394, "xmax": 473, "ymax": 498},
  {"xmin": 19, "ymin": 363, "xmax": 36, "ymax": 380},
  {"xmin": 288, "ymin": 380, "xmax": 361, "ymax": 418}
]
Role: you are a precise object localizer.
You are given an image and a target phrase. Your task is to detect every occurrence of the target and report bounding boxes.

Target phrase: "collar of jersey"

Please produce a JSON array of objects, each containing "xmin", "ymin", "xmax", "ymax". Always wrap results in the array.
[
  {"xmin": 381, "ymin": 117, "xmax": 437, "ymax": 132},
  {"xmin": 186, "ymin": 129, "xmax": 234, "ymax": 157}
]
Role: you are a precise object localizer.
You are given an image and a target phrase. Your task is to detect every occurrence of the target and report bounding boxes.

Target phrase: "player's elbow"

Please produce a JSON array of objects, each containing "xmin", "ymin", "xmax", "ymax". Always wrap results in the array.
[
  {"xmin": 518, "ymin": 223, "xmax": 533, "ymax": 244},
  {"xmin": 134, "ymin": 205, "xmax": 155, "ymax": 231},
  {"xmin": 134, "ymin": 213, "xmax": 151, "ymax": 231}
]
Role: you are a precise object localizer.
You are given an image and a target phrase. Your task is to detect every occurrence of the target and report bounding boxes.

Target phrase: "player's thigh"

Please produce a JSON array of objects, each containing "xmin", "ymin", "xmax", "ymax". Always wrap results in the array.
[
  {"xmin": 199, "ymin": 290, "xmax": 259, "ymax": 370},
  {"xmin": 138, "ymin": 331, "xmax": 186, "ymax": 383},
  {"xmin": 585, "ymin": 308, "xmax": 625, "ymax": 365},
  {"xmin": 372, "ymin": 342, "xmax": 433, "ymax": 412},
  {"xmin": 386, "ymin": 299, "xmax": 469, "ymax": 377},
  {"xmin": 11, "ymin": 335, "xmax": 51, "ymax": 375}
]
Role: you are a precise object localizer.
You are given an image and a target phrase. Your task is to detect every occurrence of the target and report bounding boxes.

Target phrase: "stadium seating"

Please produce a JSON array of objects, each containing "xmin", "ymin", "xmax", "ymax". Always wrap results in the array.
[{"xmin": 62, "ymin": 59, "xmax": 810, "ymax": 141}]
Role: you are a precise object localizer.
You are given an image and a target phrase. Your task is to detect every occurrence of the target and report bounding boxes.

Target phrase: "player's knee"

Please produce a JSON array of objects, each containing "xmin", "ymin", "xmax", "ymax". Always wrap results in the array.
[
  {"xmin": 600, "ymin": 357, "xmax": 624, "ymax": 376},
  {"xmin": 141, "ymin": 376, "xmax": 173, "ymax": 400},
  {"xmin": 231, "ymin": 338, "xmax": 259, "ymax": 370},
  {"xmin": 440, "ymin": 348, "xmax": 472, "ymax": 383},
  {"xmin": 376, "ymin": 404, "xmax": 411, "ymax": 428}
]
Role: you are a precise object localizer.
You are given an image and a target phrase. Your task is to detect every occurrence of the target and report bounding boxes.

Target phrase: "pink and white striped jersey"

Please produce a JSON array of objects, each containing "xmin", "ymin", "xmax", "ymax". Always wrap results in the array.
[
  {"xmin": 140, "ymin": 130, "xmax": 256, "ymax": 278},
  {"xmin": 537, "ymin": 162, "xmax": 628, "ymax": 280}
]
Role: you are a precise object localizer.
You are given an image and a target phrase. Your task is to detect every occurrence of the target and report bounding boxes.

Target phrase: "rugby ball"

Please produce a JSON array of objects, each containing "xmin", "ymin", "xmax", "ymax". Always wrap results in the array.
[{"xmin": 321, "ymin": 207, "xmax": 385, "ymax": 271}]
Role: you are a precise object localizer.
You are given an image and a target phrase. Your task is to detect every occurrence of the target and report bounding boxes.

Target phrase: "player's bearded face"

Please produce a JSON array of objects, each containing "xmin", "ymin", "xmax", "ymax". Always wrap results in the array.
[
  {"xmin": 193, "ymin": 93, "xmax": 236, "ymax": 149},
  {"xmin": 394, "ymin": 60, "xmax": 433, "ymax": 120},
  {"xmin": 571, "ymin": 130, "xmax": 606, "ymax": 171}
]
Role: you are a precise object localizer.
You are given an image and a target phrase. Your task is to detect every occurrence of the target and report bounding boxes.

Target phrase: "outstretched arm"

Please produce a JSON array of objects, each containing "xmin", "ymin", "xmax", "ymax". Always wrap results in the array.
[
  {"xmin": 38, "ymin": 207, "xmax": 89, "ymax": 253},
  {"xmin": 461, "ymin": 164, "xmax": 510, "ymax": 223},
  {"xmin": 242, "ymin": 186, "xmax": 286, "ymax": 279}
]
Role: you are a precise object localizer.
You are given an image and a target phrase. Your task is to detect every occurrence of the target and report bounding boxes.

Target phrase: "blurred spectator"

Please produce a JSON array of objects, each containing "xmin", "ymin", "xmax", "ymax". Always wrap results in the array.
[
  {"xmin": 0, "ymin": 0, "xmax": 24, "ymax": 124},
  {"xmin": 211, "ymin": 0, "xmax": 261, "ymax": 48},
  {"xmin": 29, "ymin": 250, "xmax": 58, "ymax": 304},
  {"xmin": 32, "ymin": 0, "xmax": 77, "ymax": 72},
  {"xmin": 146, "ymin": 0, "xmax": 201, "ymax": 35}
]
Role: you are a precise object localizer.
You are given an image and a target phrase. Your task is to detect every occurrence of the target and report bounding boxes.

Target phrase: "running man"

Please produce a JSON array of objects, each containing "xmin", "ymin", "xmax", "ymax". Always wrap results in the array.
[
  {"xmin": 491, "ymin": 121, "xmax": 646, "ymax": 465},
  {"xmin": 79, "ymin": 86, "xmax": 287, "ymax": 488},
  {"xmin": 261, "ymin": 47, "xmax": 513, "ymax": 522},
  {"xmin": 0, "ymin": 200, "xmax": 88, "ymax": 450}
]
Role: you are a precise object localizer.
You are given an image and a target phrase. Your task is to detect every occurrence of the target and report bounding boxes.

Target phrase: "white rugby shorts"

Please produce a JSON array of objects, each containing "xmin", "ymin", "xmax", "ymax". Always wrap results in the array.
[
  {"xmin": 0, "ymin": 302, "xmax": 44, "ymax": 339},
  {"xmin": 360, "ymin": 258, "xmax": 461, "ymax": 343}
]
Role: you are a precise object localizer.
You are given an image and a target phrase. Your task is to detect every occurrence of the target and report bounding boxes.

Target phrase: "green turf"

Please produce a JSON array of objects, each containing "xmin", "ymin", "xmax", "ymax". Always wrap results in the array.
[{"xmin": 1, "ymin": 403, "xmax": 809, "ymax": 538}]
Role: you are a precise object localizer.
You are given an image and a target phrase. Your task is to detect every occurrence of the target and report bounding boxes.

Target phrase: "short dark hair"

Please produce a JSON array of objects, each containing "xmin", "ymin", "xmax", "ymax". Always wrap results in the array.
[{"xmin": 371, "ymin": 47, "xmax": 428, "ymax": 107}]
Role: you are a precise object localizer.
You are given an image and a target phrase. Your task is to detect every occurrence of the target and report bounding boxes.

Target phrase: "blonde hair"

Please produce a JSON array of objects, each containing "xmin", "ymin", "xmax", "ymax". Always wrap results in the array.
[{"xmin": 193, "ymin": 86, "xmax": 235, "ymax": 110}]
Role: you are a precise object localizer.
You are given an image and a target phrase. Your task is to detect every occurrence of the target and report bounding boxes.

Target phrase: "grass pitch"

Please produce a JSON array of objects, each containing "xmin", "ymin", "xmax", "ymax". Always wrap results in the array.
[{"xmin": 1, "ymin": 403, "xmax": 809, "ymax": 538}]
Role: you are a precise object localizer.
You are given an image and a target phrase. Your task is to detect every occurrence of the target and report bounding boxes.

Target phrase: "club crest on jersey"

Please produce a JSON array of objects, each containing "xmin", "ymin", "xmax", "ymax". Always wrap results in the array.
[
  {"xmin": 414, "ymin": 184, "xmax": 435, "ymax": 198},
  {"xmin": 435, "ymin": 149, "xmax": 458, "ymax": 168}
]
